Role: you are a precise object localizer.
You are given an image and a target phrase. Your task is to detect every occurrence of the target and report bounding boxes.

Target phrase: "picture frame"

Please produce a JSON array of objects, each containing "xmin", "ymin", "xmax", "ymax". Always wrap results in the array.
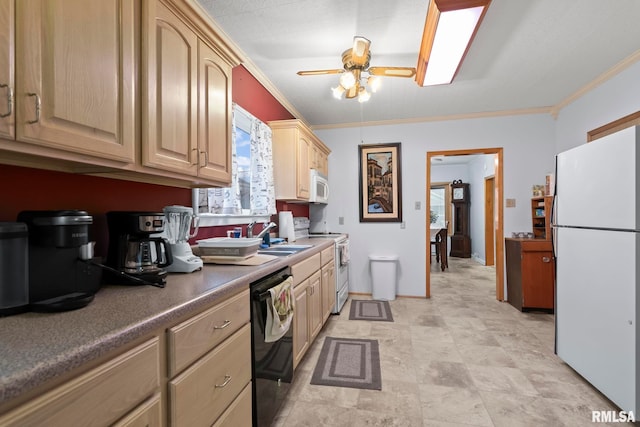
[{"xmin": 358, "ymin": 143, "xmax": 403, "ymax": 222}]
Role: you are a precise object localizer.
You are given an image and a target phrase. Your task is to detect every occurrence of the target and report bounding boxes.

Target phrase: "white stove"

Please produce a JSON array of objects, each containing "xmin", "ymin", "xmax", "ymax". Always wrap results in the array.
[{"xmin": 308, "ymin": 233, "xmax": 349, "ymax": 314}]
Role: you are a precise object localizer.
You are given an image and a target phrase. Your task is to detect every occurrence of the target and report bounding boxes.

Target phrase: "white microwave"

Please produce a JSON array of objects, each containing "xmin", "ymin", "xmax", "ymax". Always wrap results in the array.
[{"xmin": 309, "ymin": 169, "xmax": 329, "ymax": 204}]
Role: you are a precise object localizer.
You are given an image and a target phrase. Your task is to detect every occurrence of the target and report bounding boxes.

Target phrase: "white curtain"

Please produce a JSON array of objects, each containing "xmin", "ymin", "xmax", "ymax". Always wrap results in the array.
[{"xmin": 198, "ymin": 104, "xmax": 276, "ymax": 216}]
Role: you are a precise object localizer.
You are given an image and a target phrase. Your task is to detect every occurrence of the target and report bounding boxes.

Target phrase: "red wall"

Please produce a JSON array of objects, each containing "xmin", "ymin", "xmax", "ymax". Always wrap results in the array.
[{"xmin": 1, "ymin": 65, "xmax": 305, "ymax": 251}]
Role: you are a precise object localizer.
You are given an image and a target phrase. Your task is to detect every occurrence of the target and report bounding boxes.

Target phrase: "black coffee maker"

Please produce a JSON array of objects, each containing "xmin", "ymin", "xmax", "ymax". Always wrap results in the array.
[
  {"xmin": 105, "ymin": 212, "xmax": 173, "ymax": 286},
  {"xmin": 17, "ymin": 210, "xmax": 102, "ymax": 311}
]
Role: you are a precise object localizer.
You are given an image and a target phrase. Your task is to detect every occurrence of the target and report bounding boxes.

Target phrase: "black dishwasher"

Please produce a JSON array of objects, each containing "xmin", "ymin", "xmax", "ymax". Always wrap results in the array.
[{"xmin": 250, "ymin": 267, "xmax": 294, "ymax": 426}]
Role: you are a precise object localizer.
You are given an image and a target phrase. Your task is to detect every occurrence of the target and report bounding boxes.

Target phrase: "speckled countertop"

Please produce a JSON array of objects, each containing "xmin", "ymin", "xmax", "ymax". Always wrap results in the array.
[{"xmin": 0, "ymin": 238, "xmax": 334, "ymax": 406}]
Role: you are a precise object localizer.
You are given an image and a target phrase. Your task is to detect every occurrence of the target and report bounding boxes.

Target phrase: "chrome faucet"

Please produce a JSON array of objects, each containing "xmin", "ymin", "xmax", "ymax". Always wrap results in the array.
[
  {"xmin": 246, "ymin": 220, "xmax": 257, "ymax": 238},
  {"xmin": 256, "ymin": 222, "xmax": 277, "ymax": 239}
]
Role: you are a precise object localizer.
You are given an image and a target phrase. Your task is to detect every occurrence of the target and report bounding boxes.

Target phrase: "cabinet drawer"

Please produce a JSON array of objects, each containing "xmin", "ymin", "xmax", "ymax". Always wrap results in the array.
[
  {"xmin": 169, "ymin": 323, "xmax": 252, "ymax": 427},
  {"xmin": 113, "ymin": 393, "xmax": 163, "ymax": 427},
  {"xmin": 168, "ymin": 289, "xmax": 249, "ymax": 375},
  {"xmin": 291, "ymin": 253, "xmax": 320, "ymax": 286},
  {"xmin": 320, "ymin": 246, "xmax": 334, "ymax": 266},
  {"xmin": 212, "ymin": 383, "xmax": 252, "ymax": 427},
  {"xmin": 0, "ymin": 338, "xmax": 160, "ymax": 427}
]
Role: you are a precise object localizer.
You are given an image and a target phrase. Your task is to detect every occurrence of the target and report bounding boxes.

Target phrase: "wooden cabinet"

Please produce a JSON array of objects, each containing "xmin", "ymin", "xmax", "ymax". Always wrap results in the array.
[
  {"xmin": 167, "ymin": 289, "xmax": 251, "ymax": 426},
  {"xmin": 505, "ymin": 238, "xmax": 555, "ymax": 312},
  {"xmin": 113, "ymin": 393, "xmax": 163, "ymax": 427},
  {"xmin": 2, "ymin": 0, "xmax": 135, "ymax": 162},
  {"xmin": 292, "ymin": 280, "xmax": 310, "ymax": 368},
  {"xmin": 531, "ymin": 196, "xmax": 553, "ymax": 240},
  {"xmin": 0, "ymin": 338, "xmax": 161, "ymax": 426},
  {"xmin": 291, "ymin": 253, "xmax": 324, "ymax": 368},
  {"xmin": 0, "ymin": 0, "xmax": 14, "ymax": 140},
  {"xmin": 320, "ymin": 246, "xmax": 336, "ymax": 323},
  {"xmin": 270, "ymin": 119, "xmax": 331, "ymax": 201},
  {"xmin": 211, "ymin": 383, "xmax": 252, "ymax": 427},
  {"xmin": 308, "ymin": 270, "xmax": 323, "ymax": 341},
  {"xmin": 169, "ymin": 324, "xmax": 251, "ymax": 426},
  {"xmin": 167, "ymin": 289, "xmax": 249, "ymax": 376},
  {"xmin": 142, "ymin": 0, "xmax": 232, "ymax": 186},
  {"xmin": 310, "ymin": 140, "xmax": 330, "ymax": 176}
]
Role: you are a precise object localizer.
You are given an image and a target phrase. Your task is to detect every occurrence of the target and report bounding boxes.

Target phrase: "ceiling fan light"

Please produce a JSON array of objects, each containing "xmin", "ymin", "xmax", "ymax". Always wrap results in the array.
[
  {"xmin": 339, "ymin": 71, "xmax": 356, "ymax": 89},
  {"xmin": 358, "ymin": 87, "xmax": 371, "ymax": 103},
  {"xmin": 367, "ymin": 76, "xmax": 382, "ymax": 92},
  {"xmin": 331, "ymin": 85, "xmax": 346, "ymax": 99}
]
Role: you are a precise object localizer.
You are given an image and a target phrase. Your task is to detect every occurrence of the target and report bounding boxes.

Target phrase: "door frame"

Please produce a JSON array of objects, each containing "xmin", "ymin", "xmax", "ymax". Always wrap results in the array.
[
  {"xmin": 484, "ymin": 175, "xmax": 495, "ymax": 266},
  {"xmin": 426, "ymin": 148, "xmax": 504, "ymax": 300}
]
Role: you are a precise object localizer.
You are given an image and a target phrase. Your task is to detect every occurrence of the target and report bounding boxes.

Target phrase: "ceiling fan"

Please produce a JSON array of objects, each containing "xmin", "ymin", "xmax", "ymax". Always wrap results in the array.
[{"xmin": 297, "ymin": 36, "xmax": 416, "ymax": 101}]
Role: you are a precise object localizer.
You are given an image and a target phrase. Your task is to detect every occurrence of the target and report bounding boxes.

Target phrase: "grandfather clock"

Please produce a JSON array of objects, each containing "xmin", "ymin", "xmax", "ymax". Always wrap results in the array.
[{"xmin": 450, "ymin": 180, "xmax": 471, "ymax": 258}]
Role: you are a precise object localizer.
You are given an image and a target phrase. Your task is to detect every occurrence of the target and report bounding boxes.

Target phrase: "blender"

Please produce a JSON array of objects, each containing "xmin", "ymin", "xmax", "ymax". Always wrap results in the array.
[{"xmin": 163, "ymin": 205, "xmax": 203, "ymax": 273}]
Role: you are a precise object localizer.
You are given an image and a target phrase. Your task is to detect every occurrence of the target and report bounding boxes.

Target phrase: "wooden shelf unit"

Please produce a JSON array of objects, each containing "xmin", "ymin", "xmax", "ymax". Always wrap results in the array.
[{"xmin": 531, "ymin": 196, "xmax": 553, "ymax": 240}]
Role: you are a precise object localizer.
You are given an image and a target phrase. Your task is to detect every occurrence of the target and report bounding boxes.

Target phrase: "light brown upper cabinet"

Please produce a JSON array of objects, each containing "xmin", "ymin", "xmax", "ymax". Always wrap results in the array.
[
  {"xmin": 9, "ymin": 0, "xmax": 136, "ymax": 162},
  {"xmin": 270, "ymin": 119, "xmax": 330, "ymax": 201},
  {"xmin": 143, "ymin": 0, "xmax": 233, "ymax": 186}
]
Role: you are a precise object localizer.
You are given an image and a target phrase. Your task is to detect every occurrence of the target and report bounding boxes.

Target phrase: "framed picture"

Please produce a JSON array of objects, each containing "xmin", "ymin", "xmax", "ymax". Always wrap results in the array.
[{"xmin": 358, "ymin": 143, "xmax": 403, "ymax": 222}]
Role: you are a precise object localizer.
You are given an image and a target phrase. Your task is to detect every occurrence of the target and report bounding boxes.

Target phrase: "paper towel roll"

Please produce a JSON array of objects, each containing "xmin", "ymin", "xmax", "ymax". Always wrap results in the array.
[{"xmin": 279, "ymin": 211, "xmax": 296, "ymax": 242}]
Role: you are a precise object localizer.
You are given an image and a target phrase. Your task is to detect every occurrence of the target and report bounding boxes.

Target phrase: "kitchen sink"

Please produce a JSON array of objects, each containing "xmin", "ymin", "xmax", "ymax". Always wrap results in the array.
[{"xmin": 257, "ymin": 244, "xmax": 312, "ymax": 257}]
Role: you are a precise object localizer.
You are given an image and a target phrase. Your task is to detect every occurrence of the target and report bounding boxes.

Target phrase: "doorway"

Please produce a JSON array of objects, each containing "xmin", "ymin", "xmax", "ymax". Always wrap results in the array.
[{"xmin": 425, "ymin": 148, "xmax": 504, "ymax": 300}]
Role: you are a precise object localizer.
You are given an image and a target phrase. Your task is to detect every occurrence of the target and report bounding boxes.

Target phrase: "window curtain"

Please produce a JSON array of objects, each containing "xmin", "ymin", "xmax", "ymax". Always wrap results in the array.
[
  {"xmin": 203, "ymin": 108, "xmax": 242, "ymax": 214},
  {"xmin": 249, "ymin": 117, "xmax": 276, "ymax": 215},
  {"xmin": 198, "ymin": 104, "xmax": 276, "ymax": 216}
]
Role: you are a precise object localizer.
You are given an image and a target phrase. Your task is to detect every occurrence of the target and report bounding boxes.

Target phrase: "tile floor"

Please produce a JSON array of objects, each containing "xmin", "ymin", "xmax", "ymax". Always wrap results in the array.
[{"xmin": 272, "ymin": 257, "xmax": 627, "ymax": 427}]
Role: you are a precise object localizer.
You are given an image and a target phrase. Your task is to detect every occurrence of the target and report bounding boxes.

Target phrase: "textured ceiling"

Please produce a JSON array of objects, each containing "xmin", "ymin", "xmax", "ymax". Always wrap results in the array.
[{"xmin": 196, "ymin": 0, "xmax": 640, "ymax": 128}]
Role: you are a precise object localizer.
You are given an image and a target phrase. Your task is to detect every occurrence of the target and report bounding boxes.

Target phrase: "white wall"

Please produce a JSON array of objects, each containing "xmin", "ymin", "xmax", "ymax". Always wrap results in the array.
[
  {"xmin": 468, "ymin": 155, "xmax": 496, "ymax": 263},
  {"xmin": 316, "ymin": 114, "xmax": 555, "ymax": 297},
  {"xmin": 556, "ymin": 60, "xmax": 640, "ymax": 153},
  {"xmin": 316, "ymin": 57, "xmax": 639, "ymax": 298}
]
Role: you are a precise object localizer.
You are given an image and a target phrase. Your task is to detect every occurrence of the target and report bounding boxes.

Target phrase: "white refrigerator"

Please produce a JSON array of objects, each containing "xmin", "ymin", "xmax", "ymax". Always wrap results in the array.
[{"xmin": 555, "ymin": 125, "xmax": 639, "ymax": 414}]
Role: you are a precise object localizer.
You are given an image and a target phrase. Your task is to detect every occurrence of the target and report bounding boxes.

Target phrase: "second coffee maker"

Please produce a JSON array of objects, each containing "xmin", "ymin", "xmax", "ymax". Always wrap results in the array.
[{"xmin": 106, "ymin": 212, "xmax": 173, "ymax": 286}]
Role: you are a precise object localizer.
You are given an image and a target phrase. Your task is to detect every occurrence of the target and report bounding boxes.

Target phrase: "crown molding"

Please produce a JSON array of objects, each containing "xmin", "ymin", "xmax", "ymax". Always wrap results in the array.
[{"xmin": 310, "ymin": 107, "xmax": 552, "ymax": 130}]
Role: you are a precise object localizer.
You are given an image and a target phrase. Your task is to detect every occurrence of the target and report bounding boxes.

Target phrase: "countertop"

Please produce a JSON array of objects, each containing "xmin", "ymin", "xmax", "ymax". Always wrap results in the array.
[{"xmin": 0, "ymin": 237, "xmax": 334, "ymax": 406}]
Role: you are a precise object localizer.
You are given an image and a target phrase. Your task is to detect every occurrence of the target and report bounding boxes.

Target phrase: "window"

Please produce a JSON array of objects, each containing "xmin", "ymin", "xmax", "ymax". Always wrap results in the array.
[
  {"xmin": 430, "ymin": 183, "xmax": 451, "ymax": 233},
  {"xmin": 193, "ymin": 104, "xmax": 276, "ymax": 226}
]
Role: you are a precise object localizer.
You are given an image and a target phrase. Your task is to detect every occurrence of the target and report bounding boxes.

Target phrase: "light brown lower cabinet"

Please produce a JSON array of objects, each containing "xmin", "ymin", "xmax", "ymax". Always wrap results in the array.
[
  {"xmin": 0, "ymin": 338, "xmax": 161, "ymax": 427},
  {"xmin": 212, "ymin": 383, "xmax": 252, "ymax": 427},
  {"xmin": 169, "ymin": 323, "xmax": 252, "ymax": 426},
  {"xmin": 113, "ymin": 393, "xmax": 163, "ymax": 427}
]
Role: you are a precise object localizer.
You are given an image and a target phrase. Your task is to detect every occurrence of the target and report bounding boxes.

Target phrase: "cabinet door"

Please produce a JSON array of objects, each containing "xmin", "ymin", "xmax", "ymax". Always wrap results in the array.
[
  {"xmin": 142, "ymin": 0, "xmax": 198, "ymax": 176},
  {"xmin": 321, "ymin": 262, "xmax": 336, "ymax": 322},
  {"xmin": 521, "ymin": 249, "xmax": 554, "ymax": 309},
  {"xmin": 293, "ymin": 280, "xmax": 309, "ymax": 368},
  {"xmin": 308, "ymin": 271, "xmax": 323, "ymax": 340},
  {"xmin": 15, "ymin": 0, "xmax": 135, "ymax": 162},
  {"xmin": 197, "ymin": 39, "xmax": 232, "ymax": 184},
  {"xmin": 296, "ymin": 135, "xmax": 310, "ymax": 199},
  {"xmin": 0, "ymin": 0, "xmax": 14, "ymax": 139}
]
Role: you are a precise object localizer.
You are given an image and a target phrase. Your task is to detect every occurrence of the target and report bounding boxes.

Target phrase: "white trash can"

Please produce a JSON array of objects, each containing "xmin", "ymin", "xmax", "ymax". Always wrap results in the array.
[{"xmin": 369, "ymin": 255, "xmax": 399, "ymax": 300}]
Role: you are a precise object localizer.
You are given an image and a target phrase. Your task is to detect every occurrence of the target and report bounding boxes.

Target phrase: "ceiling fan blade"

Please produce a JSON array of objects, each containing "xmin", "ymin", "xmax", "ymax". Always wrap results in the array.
[
  {"xmin": 351, "ymin": 36, "xmax": 371, "ymax": 67},
  {"xmin": 368, "ymin": 67, "xmax": 416, "ymax": 78},
  {"xmin": 345, "ymin": 82, "xmax": 359, "ymax": 99},
  {"xmin": 297, "ymin": 69, "xmax": 344, "ymax": 76}
]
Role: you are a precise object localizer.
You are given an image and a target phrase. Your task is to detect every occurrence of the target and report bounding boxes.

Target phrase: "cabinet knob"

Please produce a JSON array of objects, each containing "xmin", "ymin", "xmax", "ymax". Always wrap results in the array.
[
  {"xmin": 26, "ymin": 93, "xmax": 41, "ymax": 124},
  {"xmin": 215, "ymin": 375, "xmax": 232, "ymax": 388},
  {"xmin": 200, "ymin": 150, "xmax": 209, "ymax": 167},
  {"xmin": 213, "ymin": 319, "xmax": 231, "ymax": 330},
  {"xmin": 542, "ymin": 256, "xmax": 551, "ymax": 263},
  {"xmin": 0, "ymin": 84, "xmax": 12, "ymax": 118}
]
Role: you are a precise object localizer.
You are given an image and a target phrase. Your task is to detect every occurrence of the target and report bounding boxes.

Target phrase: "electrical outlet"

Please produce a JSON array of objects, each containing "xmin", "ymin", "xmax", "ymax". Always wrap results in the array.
[
  {"xmin": 506, "ymin": 198, "xmax": 516, "ymax": 208},
  {"xmin": 415, "ymin": 201, "xmax": 421, "ymax": 210},
  {"xmin": 338, "ymin": 216, "xmax": 344, "ymax": 225}
]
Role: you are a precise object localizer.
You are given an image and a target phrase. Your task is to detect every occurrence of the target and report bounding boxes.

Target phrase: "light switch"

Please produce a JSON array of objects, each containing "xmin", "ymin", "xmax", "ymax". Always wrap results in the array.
[
  {"xmin": 506, "ymin": 198, "xmax": 516, "ymax": 208},
  {"xmin": 414, "ymin": 201, "xmax": 421, "ymax": 210},
  {"xmin": 400, "ymin": 222, "xmax": 406, "ymax": 229},
  {"xmin": 338, "ymin": 216, "xmax": 344, "ymax": 225}
]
